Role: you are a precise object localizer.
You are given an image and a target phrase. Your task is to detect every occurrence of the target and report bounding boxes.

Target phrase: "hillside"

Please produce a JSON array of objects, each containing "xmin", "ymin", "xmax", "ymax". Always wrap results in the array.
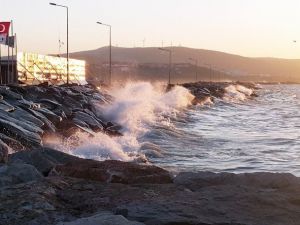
[{"xmin": 68, "ymin": 46, "xmax": 300, "ymax": 83}]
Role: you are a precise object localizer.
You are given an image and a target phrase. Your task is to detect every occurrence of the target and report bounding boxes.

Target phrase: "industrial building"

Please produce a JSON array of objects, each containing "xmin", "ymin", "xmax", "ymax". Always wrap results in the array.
[{"xmin": 0, "ymin": 52, "xmax": 86, "ymax": 85}]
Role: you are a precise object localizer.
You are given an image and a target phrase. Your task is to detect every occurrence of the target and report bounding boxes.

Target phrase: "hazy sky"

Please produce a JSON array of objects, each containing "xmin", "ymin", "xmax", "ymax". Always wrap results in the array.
[{"xmin": 1, "ymin": 0, "xmax": 300, "ymax": 58}]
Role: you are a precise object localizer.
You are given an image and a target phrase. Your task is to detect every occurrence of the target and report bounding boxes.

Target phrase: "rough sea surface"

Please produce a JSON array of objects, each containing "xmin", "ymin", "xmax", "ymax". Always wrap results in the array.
[
  {"xmin": 143, "ymin": 84, "xmax": 300, "ymax": 175},
  {"xmin": 65, "ymin": 83, "xmax": 300, "ymax": 176}
]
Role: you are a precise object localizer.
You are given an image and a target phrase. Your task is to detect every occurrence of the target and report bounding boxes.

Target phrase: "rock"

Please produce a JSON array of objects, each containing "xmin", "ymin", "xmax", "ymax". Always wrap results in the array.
[
  {"xmin": 0, "ymin": 110, "xmax": 44, "ymax": 135},
  {"xmin": 174, "ymin": 171, "xmax": 300, "ymax": 190},
  {"xmin": 53, "ymin": 159, "xmax": 173, "ymax": 184},
  {"xmin": 0, "ymin": 140, "xmax": 10, "ymax": 163},
  {"xmin": 56, "ymin": 212, "xmax": 144, "ymax": 225},
  {"xmin": 0, "ymin": 133, "xmax": 24, "ymax": 151},
  {"xmin": 9, "ymin": 148, "xmax": 78, "ymax": 176},
  {"xmin": 0, "ymin": 100, "xmax": 15, "ymax": 112},
  {"xmin": 0, "ymin": 118, "xmax": 42, "ymax": 147},
  {"xmin": 28, "ymin": 108, "xmax": 56, "ymax": 132},
  {"xmin": 10, "ymin": 107, "xmax": 45, "ymax": 128},
  {"xmin": 36, "ymin": 107, "xmax": 62, "ymax": 124},
  {"xmin": 73, "ymin": 111, "xmax": 103, "ymax": 132},
  {"xmin": 0, "ymin": 163, "xmax": 43, "ymax": 187},
  {"xmin": 0, "ymin": 86, "xmax": 23, "ymax": 100}
]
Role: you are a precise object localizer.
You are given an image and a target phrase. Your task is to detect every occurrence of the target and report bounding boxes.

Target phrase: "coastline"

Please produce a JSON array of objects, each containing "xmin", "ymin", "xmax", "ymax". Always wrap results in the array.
[
  {"xmin": 1, "ymin": 148, "xmax": 300, "ymax": 225},
  {"xmin": 1, "ymin": 82, "xmax": 299, "ymax": 224}
]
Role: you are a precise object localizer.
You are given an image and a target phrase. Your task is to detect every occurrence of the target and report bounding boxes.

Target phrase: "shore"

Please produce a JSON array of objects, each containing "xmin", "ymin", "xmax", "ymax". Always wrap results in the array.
[
  {"xmin": 1, "ymin": 148, "xmax": 300, "ymax": 225},
  {"xmin": 1, "ymin": 82, "xmax": 299, "ymax": 225}
]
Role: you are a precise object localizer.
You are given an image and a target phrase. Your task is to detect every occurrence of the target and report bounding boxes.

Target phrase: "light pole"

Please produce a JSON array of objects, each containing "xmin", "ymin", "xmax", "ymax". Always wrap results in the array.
[
  {"xmin": 50, "ymin": 2, "xmax": 69, "ymax": 84},
  {"xmin": 158, "ymin": 48, "xmax": 172, "ymax": 84},
  {"xmin": 188, "ymin": 57, "xmax": 198, "ymax": 82},
  {"xmin": 205, "ymin": 63, "xmax": 212, "ymax": 82},
  {"xmin": 97, "ymin": 22, "xmax": 112, "ymax": 85}
]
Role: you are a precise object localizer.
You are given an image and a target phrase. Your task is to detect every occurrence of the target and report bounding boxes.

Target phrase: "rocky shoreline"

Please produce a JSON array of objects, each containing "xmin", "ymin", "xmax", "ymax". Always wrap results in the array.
[
  {"xmin": 1, "ymin": 148, "xmax": 300, "ymax": 225},
  {"xmin": 2, "ymin": 82, "xmax": 299, "ymax": 225}
]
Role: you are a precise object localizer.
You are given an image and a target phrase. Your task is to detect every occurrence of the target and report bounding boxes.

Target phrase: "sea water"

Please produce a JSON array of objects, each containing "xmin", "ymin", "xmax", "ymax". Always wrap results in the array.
[{"xmin": 58, "ymin": 82, "xmax": 300, "ymax": 176}]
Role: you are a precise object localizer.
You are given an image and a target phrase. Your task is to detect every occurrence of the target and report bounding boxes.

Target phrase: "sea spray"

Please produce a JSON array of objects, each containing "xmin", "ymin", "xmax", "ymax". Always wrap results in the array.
[
  {"xmin": 47, "ymin": 82, "xmax": 194, "ymax": 161},
  {"xmin": 223, "ymin": 84, "xmax": 253, "ymax": 102}
]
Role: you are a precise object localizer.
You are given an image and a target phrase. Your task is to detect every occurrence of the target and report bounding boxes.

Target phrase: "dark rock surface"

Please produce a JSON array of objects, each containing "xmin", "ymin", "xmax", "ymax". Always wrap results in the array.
[
  {"xmin": 53, "ymin": 158, "xmax": 173, "ymax": 184},
  {"xmin": 0, "ymin": 162, "xmax": 43, "ymax": 187},
  {"xmin": 0, "ymin": 140, "xmax": 9, "ymax": 163},
  {"xmin": 181, "ymin": 81, "xmax": 258, "ymax": 104},
  {"xmin": 1, "ymin": 149, "xmax": 300, "ymax": 225},
  {"xmin": 0, "ymin": 84, "xmax": 121, "ymax": 153},
  {"xmin": 9, "ymin": 147, "xmax": 78, "ymax": 176}
]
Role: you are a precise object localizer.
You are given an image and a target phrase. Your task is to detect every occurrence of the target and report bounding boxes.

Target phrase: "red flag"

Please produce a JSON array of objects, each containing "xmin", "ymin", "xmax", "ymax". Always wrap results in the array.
[{"xmin": 0, "ymin": 22, "xmax": 10, "ymax": 35}]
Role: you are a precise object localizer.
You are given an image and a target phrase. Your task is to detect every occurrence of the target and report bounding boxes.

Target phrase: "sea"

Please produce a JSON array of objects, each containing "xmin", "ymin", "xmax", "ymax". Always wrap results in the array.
[{"xmin": 57, "ymin": 82, "xmax": 300, "ymax": 176}]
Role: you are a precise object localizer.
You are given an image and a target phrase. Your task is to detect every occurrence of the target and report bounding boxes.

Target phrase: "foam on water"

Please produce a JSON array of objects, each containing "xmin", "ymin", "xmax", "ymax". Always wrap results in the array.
[
  {"xmin": 49, "ymin": 82, "xmax": 195, "ymax": 161},
  {"xmin": 223, "ymin": 84, "xmax": 253, "ymax": 102}
]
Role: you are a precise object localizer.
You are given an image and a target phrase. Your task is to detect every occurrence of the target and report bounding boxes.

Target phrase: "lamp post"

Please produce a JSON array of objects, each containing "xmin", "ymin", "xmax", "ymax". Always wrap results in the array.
[
  {"xmin": 205, "ymin": 63, "xmax": 212, "ymax": 82},
  {"xmin": 50, "ymin": 2, "xmax": 69, "ymax": 84},
  {"xmin": 97, "ymin": 22, "xmax": 112, "ymax": 85},
  {"xmin": 188, "ymin": 57, "xmax": 198, "ymax": 82},
  {"xmin": 158, "ymin": 47, "xmax": 172, "ymax": 85}
]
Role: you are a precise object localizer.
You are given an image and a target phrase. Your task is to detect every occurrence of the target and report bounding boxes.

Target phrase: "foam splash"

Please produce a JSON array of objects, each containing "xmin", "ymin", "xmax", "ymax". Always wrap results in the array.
[
  {"xmin": 49, "ymin": 82, "xmax": 194, "ymax": 161},
  {"xmin": 223, "ymin": 84, "xmax": 253, "ymax": 102}
]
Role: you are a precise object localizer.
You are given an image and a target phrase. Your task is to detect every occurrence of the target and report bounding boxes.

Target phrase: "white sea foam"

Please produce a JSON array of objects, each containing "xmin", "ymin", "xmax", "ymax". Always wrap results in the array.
[
  {"xmin": 223, "ymin": 84, "xmax": 253, "ymax": 102},
  {"xmin": 48, "ymin": 82, "xmax": 194, "ymax": 161}
]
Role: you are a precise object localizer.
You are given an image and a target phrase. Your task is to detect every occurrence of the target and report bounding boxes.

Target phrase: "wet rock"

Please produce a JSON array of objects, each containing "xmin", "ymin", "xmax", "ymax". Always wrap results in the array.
[
  {"xmin": 28, "ymin": 109, "xmax": 56, "ymax": 132},
  {"xmin": 53, "ymin": 159, "xmax": 173, "ymax": 184},
  {"xmin": 56, "ymin": 212, "xmax": 145, "ymax": 225},
  {"xmin": 0, "ymin": 118, "xmax": 42, "ymax": 147},
  {"xmin": 9, "ymin": 148, "xmax": 78, "ymax": 176},
  {"xmin": 10, "ymin": 107, "xmax": 45, "ymax": 128},
  {"xmin": 0, "ymin": 133, "xmax": 24, "ymax": 151},
  {"xmin": 36, "ymin": 107, "xmax": 63, "ymax": 124},
  {"xmin": 0, "ymin": 140, "xmax": 10, "ymax": 163},
  {"xmin": 73, "ymin": 111, "xmax": 103, "ymax": 132},
  {"xmin": 0, "ymin": 100, "xmax": 15, "ymax": 112},
  {"xmin": 0, "ymin": 163, "xmax": 43, "ymax": 187},
  {"xmin": 38, "ymin": 99, "xmax": 62, "ymax": 110},
  {"xmin": 0, "ymin": 110, "xmax": 44, "ymax": 135}
]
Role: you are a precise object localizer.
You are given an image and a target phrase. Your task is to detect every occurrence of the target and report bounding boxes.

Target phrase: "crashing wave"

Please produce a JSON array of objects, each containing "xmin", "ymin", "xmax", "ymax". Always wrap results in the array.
[
  {"xmin": 223, "ymin": 84, "xmax": 254, "ymax": 102},
  {"xmin": 49, "ymin": 82, "xmax": 194, "ymax": 162}
]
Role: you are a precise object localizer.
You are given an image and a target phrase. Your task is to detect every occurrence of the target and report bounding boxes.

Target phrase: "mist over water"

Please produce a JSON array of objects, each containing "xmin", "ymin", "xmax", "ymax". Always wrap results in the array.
[{"xmin": 53, "ymin": 82, "xmax": 300, "ymax": 176}]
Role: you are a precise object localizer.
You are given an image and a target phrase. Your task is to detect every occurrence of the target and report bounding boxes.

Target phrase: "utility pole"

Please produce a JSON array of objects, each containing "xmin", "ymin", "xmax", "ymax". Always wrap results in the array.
[{"xmin": 158, "ymin": 47, "xmax": 172, "ymax": 85}]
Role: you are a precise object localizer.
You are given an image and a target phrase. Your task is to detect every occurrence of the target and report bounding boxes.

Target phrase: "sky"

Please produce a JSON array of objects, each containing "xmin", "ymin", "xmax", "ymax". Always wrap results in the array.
[{"xmin": 1, "ymin": 0, "xmax": 300, "ymax": 58}]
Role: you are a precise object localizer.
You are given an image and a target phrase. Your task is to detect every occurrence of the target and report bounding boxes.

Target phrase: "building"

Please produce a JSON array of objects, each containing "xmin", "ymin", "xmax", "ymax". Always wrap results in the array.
[{"xmin": 0, "ymin": 52, "xmax": 86, "ymax": 85}]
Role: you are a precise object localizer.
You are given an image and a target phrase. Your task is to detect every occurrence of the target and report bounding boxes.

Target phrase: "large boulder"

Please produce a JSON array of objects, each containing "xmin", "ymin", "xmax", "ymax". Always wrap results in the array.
[
  {"xmin": 53, "ymin": 159, "xmax": 173, "ymax": 184},
  {"xmin": 9, "ymin": 148, "xmax": 78, "ymax": 176},
  {"xmin": 0, "ymin": 163, "xmax": 43, "ymax": 187},
  {"xmin": 56, "ymin": 212, "xmax": 144, "ymax": 225}
]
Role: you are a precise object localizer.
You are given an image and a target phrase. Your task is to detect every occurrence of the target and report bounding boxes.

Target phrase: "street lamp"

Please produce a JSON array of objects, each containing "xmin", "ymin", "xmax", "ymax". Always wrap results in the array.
[
  {"xmin": 205, "ymin": 63, "xmax": 212, "ymax": 82},
  {"xmin": 188, "ymin": 57, "xmax": 198, "ymax": 82},
  {"xmin": 158, "ymin": 47, "xmax": 172, "ymax": 85},
  {"xmin": 97, "ymin": 21, "xmax": 112, "ymax": 85},
  {"xmin": 50, "ymin": 2, "xmax": 70, "ymax": 84}
]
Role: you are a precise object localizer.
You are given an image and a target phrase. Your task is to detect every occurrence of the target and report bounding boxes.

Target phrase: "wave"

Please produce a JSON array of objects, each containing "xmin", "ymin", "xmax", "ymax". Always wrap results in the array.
[
  {"xmin": 47, "ymin": 82, "xmax": 194, "ymax": 161},
  {"xmin": 223, "ymin": 84, "xmax": 254, "ymax": 102}
]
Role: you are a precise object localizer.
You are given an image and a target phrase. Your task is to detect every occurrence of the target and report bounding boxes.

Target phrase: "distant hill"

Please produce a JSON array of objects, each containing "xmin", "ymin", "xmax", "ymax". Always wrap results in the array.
[{"xmin": 68, "ymin": 46, "xmax": 300, "ymax": 83}]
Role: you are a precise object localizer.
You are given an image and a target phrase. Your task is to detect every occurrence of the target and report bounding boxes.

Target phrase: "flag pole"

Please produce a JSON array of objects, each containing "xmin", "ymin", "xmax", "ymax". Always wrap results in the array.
[
  {"xmin": 15, "ymin": 33, "xmax": 17, "ymax": 83},
  {"xmin": 7, "ymin": 32, "xmax": 9, "ymax": 84},
  {"xmin": 0, "ymin": 44, "xmax": 2, "ymax": 84},
  {"xmin": 11, "ymin": 20, "xmax": 14, "ymax": 84}
]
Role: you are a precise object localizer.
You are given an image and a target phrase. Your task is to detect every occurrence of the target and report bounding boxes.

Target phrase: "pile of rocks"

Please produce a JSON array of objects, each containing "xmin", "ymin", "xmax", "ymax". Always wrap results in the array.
[
  {"xmin": 1, "ymin": 148, "xmax": 300, "ymax": 225},
  {"xmin": 0, "ymin": 84, "xmax": 121, "ymax": 163},
  {"xmin": 181, "ymin": 81, "xmax": 258, "ymax": 104}
]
